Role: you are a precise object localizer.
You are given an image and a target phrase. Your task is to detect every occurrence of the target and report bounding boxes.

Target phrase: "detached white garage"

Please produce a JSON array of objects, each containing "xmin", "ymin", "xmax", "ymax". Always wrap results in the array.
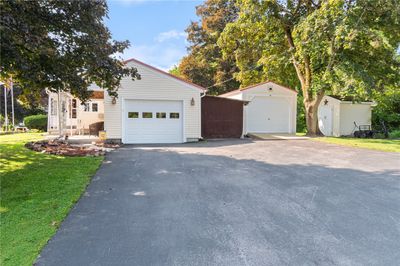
[
  {"xmin": 220, "ymin": 81, "xmax": 297, "ymax": 134},
  {"xmin": 318, "ymin": 95, "xmax": 374, "ymax": 137},
  {"xmin": 104, "ymin": 58, "xmax": 205, "ymax": 144}
]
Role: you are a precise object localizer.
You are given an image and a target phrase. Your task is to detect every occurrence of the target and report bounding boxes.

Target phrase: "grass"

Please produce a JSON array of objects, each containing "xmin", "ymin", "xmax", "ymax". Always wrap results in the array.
[
  {"xmin": 0, "ymin": 133, "xmax": 103, "ymax": 266},
  {"xmin": 313, "ymin": 137, "xmax": 400, "ymax": 152}
]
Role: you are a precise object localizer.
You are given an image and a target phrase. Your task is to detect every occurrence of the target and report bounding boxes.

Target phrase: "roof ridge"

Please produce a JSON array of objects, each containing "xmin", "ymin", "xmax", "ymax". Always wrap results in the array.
[{"xmin": 124, "ymin": 58, "xmax": 206, "ymax": 92}]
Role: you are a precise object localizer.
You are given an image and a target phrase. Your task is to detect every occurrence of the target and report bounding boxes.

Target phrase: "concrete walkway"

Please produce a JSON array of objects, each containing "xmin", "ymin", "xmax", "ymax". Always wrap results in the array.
[{"xmin": 248, "ymin": 133, "xmax": 310, "ymax": 140}]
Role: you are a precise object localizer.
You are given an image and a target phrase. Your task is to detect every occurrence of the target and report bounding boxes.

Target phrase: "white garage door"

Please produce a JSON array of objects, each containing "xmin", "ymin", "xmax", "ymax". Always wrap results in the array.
[
  {"xmin": 124, "ymin": 100, "xmax": 183, "ymax": 144},
  {"xmin": 247, "ymin": 96, "xmax": 290, "ymax": 133}
]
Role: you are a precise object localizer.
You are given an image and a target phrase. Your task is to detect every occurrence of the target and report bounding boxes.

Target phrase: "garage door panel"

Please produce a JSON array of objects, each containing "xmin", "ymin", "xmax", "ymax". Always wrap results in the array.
[
  {"xmin": 124, "ymin": 100, "xmax": 183, "ymax": 144},
  {"xmin": 247, "ymin": 97, "xmax": 290, "ymax": 133}
]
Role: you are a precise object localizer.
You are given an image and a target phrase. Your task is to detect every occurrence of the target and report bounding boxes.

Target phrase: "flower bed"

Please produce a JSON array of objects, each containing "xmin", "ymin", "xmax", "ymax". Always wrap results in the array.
[{"xmin": 25, "ymin": 140, "xmax": 106, "ymax": 156}]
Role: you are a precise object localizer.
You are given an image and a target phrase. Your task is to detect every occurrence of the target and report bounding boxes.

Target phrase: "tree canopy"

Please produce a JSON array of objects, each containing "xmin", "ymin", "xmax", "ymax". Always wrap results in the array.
[
  {"xmin": 218, "ymin": 0, "xmax": 400, "ymax": 134},
  {"xmin": 0, "ymin": 0, "xmax": 140, "ymax": 101},
  {"xmin": 178, "ymin": 0, "xmax": 240, "ymax": 95}
]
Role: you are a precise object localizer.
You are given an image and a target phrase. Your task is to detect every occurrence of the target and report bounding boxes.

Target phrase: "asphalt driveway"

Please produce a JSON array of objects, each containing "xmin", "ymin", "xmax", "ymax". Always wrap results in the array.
[{"xmin": 36, "ymin": 140, "xmax": 400, "ymax": 266}]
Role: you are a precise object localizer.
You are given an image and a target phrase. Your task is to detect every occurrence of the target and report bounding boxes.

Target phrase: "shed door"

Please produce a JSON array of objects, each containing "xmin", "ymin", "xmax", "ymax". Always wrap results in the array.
[
  {"xmin": 318, "ymin": 105, "xmax": 333, "ymax": 136},
  {"xmin": 124, "ymin": 100, "xmax": 183, "ymax": 144},
  {"xmin": 246, "ymin": 96, "xmax": 290, "ymax": 133}
]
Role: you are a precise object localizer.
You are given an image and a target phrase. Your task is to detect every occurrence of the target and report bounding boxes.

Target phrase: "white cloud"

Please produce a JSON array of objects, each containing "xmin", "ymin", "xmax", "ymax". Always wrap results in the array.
[
  {"xmin": 118, "ymin": 44, "xmax": 186, "ymax": 71},
  {"xmin": 155, "ymin": 30, "xmax": 187, "ymax": 43}
]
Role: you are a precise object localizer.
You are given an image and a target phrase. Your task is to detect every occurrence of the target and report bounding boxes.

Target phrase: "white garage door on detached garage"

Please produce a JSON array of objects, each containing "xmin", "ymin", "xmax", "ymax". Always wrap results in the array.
[
  {"xmin": 124, "ymin": 100, "xmax": 183, "ymax": 144},
  {"xmin": 103, "ymin": 58, "xmax": 205, "ymax": 144},
  {"xmin": 219, "ymin": 81, "xmax": 297, "ymax": 134},
  {"xmin": 246, "ymin": 97, "xmax": 290, "ymax": 133}
]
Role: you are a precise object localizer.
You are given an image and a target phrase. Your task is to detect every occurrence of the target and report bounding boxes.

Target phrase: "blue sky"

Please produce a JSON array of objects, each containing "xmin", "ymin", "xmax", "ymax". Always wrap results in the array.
[{"xmin": 106, "ymin": 0, "xmax": 203, "ymax": 70}]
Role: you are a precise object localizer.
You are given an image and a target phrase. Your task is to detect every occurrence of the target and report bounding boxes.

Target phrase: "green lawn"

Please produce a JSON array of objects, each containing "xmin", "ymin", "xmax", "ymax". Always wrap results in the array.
[
  {"xmin": 0, "ymin": 133, "xmax": 103, "ymax": 266},
  {"xmin": 313, "ymin": 137, "xmax": 400, "ymax": 152}
]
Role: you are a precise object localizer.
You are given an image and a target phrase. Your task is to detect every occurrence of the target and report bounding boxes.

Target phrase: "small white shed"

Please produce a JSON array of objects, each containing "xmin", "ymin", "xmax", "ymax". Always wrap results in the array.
[
  {"xmin": 318, "ymin": 96, "xmax": 374, "ymax": 137},
  {"xmin": 220, "ymin": 81, "xmax": 297, "ymax": 134}
]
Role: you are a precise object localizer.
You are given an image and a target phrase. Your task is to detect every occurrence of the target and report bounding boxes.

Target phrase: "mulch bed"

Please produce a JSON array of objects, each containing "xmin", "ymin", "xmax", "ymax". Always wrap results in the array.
[{"xmin": 25, "ymin": 140, "xmax": 106, "ymax": 157}]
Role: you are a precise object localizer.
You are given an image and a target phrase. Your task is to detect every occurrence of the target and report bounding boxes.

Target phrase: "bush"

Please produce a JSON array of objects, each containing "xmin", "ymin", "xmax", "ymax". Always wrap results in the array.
[
  {"xmin": 24, "ymin": 115, "xmax": 47, "ymax": 131},
  {"xmin": 372, "ymin": 86, "xmax": 400, "ymax": 131},
  {"xmin": 389, "ymin": 130, "xmax": 400, "ymax": 139}
]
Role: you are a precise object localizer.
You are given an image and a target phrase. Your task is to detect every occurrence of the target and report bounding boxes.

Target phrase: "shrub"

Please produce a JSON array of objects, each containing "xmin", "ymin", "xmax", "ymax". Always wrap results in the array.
[
  {"xmin": 372, "ymin": 86, "xmax": 400, "ymax": 131},
  {"xmin": 24, "ymin": 115, "xmax": 47, "ymax": 131},
  {"xmin": 389, "ymin": 130, "xmax": 400, "ymax": 139}
]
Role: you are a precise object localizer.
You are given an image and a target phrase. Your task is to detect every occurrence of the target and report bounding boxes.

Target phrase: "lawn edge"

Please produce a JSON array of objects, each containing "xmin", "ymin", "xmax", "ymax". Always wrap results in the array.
[
  {"xmin": 33, "ymin": 155, "xmax": 104, "ymax": 264},
  {"xmin": 310, "ymin": 138, "xmax": 400, "ymax": 153}
]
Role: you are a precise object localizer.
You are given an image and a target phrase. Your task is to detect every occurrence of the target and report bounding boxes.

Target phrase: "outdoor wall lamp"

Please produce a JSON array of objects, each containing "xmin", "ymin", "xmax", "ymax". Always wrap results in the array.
[
  {"xmin": 268, "ymin": 87, "xmax": 273, "ymax": 91},
  {"xmin": 111, "ymin": 97, "xmax": 117, "ymax": 104},
  {"xmin": 190, "ymin": 97, "xmax": 195, "ymax": 106}
]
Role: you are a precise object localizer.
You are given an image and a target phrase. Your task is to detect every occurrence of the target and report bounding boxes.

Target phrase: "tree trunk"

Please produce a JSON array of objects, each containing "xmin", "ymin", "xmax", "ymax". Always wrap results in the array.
[
  {"xmin": 304, "ymin": 93, "xmax": 324, "ymax": 136},
  {"xmin": 304, "ymin": 101, "xmax": 319, "ymax": 135}
]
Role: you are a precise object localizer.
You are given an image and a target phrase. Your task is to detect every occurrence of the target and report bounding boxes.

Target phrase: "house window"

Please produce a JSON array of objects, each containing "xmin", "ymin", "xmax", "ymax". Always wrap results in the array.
[
  {"xmin": 128, "ymin": 112, "xmax": 139, "ymax": 118},
  {"xmin": 92, "ymin": 103, "xmax": 98, "ymax": 112},
  {"xmin": 84, "ymin": 103, "xmax": 90, "ymax": 112},
  {"xmin": 142, "ymin": 112, "xmax": 153, "ymax": 118},
  {"xmin": 169, "ymin": 112, "xmax": 180, "ymax": 119},
  {"xmin": 156, "ymin": 112, "xmax": 166, "ymax": 118},
  {"xmin": 50, "ymin": 98, "xmax": 57, "ymax": 115},
  {"xmin": 71, "ymin": 99, "xmax": 77, "ymax": 118}
]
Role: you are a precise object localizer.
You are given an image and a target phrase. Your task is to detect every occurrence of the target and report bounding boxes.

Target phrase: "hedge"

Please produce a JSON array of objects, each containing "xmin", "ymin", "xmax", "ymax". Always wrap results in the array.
[{"xmin": 24, "ymin": 114, "xmax": 47, "ymax": 131}]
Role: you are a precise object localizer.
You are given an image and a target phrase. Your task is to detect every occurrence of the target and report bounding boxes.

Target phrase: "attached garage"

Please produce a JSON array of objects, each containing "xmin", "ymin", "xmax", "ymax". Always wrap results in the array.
[
  {"xmin": 219, "ymin": 81, "xmax": 297, "ymax": 134},
  {"xmin": 104, "ymin": 58, "xmax": 205, "ymax": 144}
]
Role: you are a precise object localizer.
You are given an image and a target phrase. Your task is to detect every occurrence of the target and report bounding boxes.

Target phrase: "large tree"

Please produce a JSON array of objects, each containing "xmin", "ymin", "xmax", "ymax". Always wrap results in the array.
[
  {"xmin": 219, "ymin": 0, "xmax": 400, "ymax": 134},
  {"xmin": 178, "ymin": 0, "xmax": 240, "ymax": 95},
  {"xmin": 0, "ymin": 0, "xmax": 140, "ymax": 101}
]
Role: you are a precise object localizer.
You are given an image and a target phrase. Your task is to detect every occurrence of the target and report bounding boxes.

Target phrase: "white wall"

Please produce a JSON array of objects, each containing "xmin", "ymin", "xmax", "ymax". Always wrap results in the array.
[
  {"xmin": 318, "ymin": 96, "xmax": 373, "ymax": 137},
  {"xmin": 318, "ymin": 96, "xmax": 341, "ymax": 137},
  {"xmin": 104, "ymin": 60, "xmax": 202, "ymax": 141},
  {"xmin": 339, "ymin": 103, "xmax": 372, "ymax": 136},
  {"xmin": 76, "ymin": 99, "xmax": 104, "ymax": 131}
]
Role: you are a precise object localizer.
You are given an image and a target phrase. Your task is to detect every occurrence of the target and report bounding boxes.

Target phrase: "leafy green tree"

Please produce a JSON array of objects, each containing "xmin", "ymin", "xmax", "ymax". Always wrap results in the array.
[
  {"xmin": 0, "ymin": 84, "xmax": 45, "ymax": 124},
  {"xmin": 0, "ymin": 0, "xmax": 140, "ymax": 101},
  {"xmin": 179, "ymin": 0, "xmax": 240, "ymax": 95},
  {"xmin": 219, "ymin": 0, "xmax": 400, "ymax": 134},
  {"xmin": 372, "ymin": 85, "xmax": 400, "ymax": 131},
  {"xmin": 169, "ymin": 65, "xmax": 183, "ymax": 78}
]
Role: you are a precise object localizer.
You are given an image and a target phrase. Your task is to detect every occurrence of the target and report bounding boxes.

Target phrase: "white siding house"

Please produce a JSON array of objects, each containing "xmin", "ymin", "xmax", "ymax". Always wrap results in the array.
[
  {"xmin": 104, "ymin": 58, "xmax": 205, "ymax": 144},
  {"xmin": 318, "ymin": 95, "xmax": 374, "ymax": 137},
  {"xmin": 47, "ymin": 89, "xmax": 104, "ymax": 135},
  {"xmin": 220, "ymin": 81, "xmax": 297, "ymax": 134}
]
